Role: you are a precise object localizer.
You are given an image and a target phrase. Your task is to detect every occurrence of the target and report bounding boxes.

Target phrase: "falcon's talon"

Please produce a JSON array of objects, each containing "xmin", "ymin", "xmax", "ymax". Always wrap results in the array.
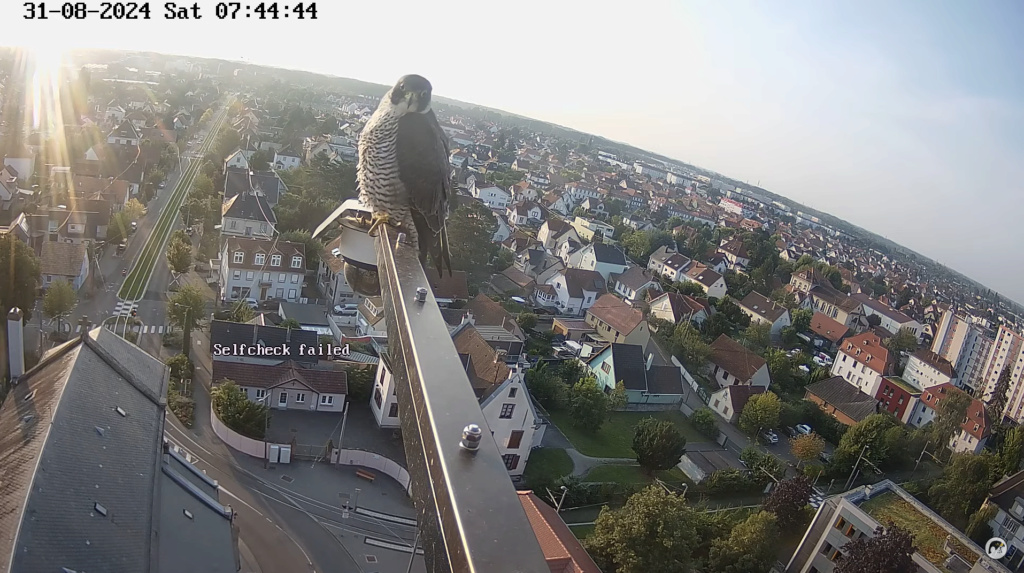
[{"xmin": 367, "ymin": 214, "xmax": 392, "ymax": 238}]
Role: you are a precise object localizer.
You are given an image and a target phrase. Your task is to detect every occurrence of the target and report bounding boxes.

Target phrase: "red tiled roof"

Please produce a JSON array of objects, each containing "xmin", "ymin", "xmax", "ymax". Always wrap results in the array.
[
  {"xmin": 920, "ymin": 383, "xmax": 990, "ymax": 440},
  {"xmin": 517, "ymin": 491, "xmax": 602, "ymax": 573},
  {"xmin": 838, "ymin": 332, "xmax": 892, "ymax": 375},
  {"xmin": 709, "ymin": 335, "xmax": 767, "ymax": 382},
  {"xmin": 587, "ymin": 294, "xmax": 644, "ymax": 335},
  {"xmin": 809, "ymin": 312, "xmax": 850, "ymax": 343}
]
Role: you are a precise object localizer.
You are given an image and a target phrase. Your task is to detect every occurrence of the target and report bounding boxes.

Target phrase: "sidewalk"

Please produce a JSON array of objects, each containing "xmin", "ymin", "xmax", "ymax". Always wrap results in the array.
[{"xmin": 238, "ymin": 538, "xmax": 263, "ymax": 573}]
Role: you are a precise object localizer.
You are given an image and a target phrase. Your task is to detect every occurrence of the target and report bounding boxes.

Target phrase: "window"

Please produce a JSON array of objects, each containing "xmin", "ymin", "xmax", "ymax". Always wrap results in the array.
[
  {"xmin": 502, "ymin": 454, "xmax": 520, "ymax": 471},
  {"xmin": 260, "ymin": 222, "xmax": 267, "ymax": 233},
  {"xmin": 508, "ymin": 387, "xmax": 517, "ymax": 398},
  {"xmin": 374, "ymin": 387, "xmax": 383, "ymax": 408},
  {"xmin": 291, "ymin": 274, "xmax": 300, "ymax": 284},
  {"xmin": 271, "ymin": 254, "xmax": 281, "ymax": 267},
  {"xmin": 229, "ymin": 220, "xmax": 237, "ymax": 230},
  {"xmin": 288, "ymin": 289, "xmax": 297, "ymax": 299},
  {"xmin": 507, "ymin": 430, "xmax": 524, "ymax": 449},
  {"xmin": 834, "ymin": 517, "xmax": 846, "ymax": 530},
  {"xmin": 233, "ymin": 251, "xmax": 244, "ymax": 263},
  {"xmin": 278, "ymin": 273, "xmax": 286, "ymax": 283},
  {"xmin": 500, "ymin": 404, "xmax": 515, "ymax": 419},
  {"xmin": 320, "ymin": 395, "xmax": 334, "ymax": 406},
  {"xmin": 388, "ymin": 402, "xmax": 399, "ymax": 417},
  {"xmin": 276, "ymin": 288, "xmax": 284, "ymax": 298},
  {"xmin": 295, "ymin": 393, "xmax": 306, "ymax": 403},
  {"xmin": 278, "ymin": 392, "xmax": 288, "ymax": 406},
  {"xmin": 246, "ymin": 271, "xmax": 254, "ymax": 281},
  {"xmin": 601, "ymin": 362, "xmax": 611, "ymax": 374},
  {"xmin": 255, "ymin": 389, "xmax": 267, "ymax": 399},
  {"xmin": 291, "ymin": 256, "xmax": 302, "ymax": 268},
  {"xmin": 233, "ymin": 270, "xmax": 241, "ymax": 280},
  {"xmin": 255, "ymin": 253, "xmax": 265, "ymax": 265}
]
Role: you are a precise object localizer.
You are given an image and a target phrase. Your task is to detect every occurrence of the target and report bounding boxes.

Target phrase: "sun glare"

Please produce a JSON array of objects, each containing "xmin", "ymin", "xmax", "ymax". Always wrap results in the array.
[{"xmin": 25, "ymin": 44, "xmax": 66, "ymax": 130}]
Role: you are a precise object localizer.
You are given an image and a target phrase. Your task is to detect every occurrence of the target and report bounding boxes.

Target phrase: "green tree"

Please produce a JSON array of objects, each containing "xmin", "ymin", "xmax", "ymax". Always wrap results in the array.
[
  {"xmin": 706, "ymin": 511, "xmax": 778, "ymax": 573},
  {"xmin": 585, "ymin": 486, "xmax": 701, "ymax": 573},
  {"xmin": 834, "ymin": 523, "xmax": 916, "ymax": 573},
  {"xmin": 791, "ymin": 308, "xmax": 813, "ymax": 332},
  {"xmin": 632, "ymin": 417, "xmax": 687, "ymax": 473},
  {"xmin": 0, "ymin": 234, "xmax": 41, "ymax": 322},
  {"xmin": 345, "ymin": 366, "xmax": 375, "ymax": 403},
  {"xmin": 833, "ymin": 414, "xmax": 906, "ymax": 470},
  {"xmin": 930, "ymin": 386, "xmax": 972, "ymax": 449},
  {"xmin": 770, "ymin": 288, "xmax": 798, "ymax": 310},
  {"xmin": 742, "ymin": 322, "xmax": 771, "ymax": 352},
  {"xmin": 670, "ymin": 323, "xmax": 711, "ymax": 370},
  {"xmin": 765, "ymin": 349, "xmax": 795, "ymax": 390},
  {"xmin": 166, "ymin": 234, "xmax": 193, "ymax": 274},
  {"xmin": 672, "ymin": 281, "xmax": 706, "ymax": 298},
  {"xmin": 248, "ymin": 149, "xmax": 271, "ymax": 171},
  {"xmin": 228, "ymin": 300, "xmax": 256, "ymax": 323},
  {"xmin": 167, "ymin": 285, "xmax": 205, "ymax": 359},
  {"xmin": 211, "ymin": 379, "xmax": 270, "ymax": 439},
  {"xmin": 165, "ymin": 353, "xmax": 194, "ymax": 382},
  {"xmin": 42, "ymin": 279, "xmax": 77, "ymax": 335},
  {"xmin": 123, "ymin": 197, "xmax": 146, "ymax": 220},
  {"xmin": 739, "ymin": 391, "xmax": 782, "ymax": 435},
  {"xmin": 609, "ymin": 380, "xmax": 628, "ymax": 410},
  {"xmin": 446, "ymin": 200, "xmax": 499, "ymax": 274},
  {"xmin": 569, "ymin": 376, "xmax": 609, "ymax": 432},
  {"xmin": 690, "ymin": 407, "xmax": 719, "ymax": 439},
  {"xmin": 279, "ymin": 318, "xmax": 302, "ymax": 330},
  {"xmin": 516, "ymin": 312, "xmax": 537, "ymax": 331},
  {"xmin": 791, "ymin": 433, "xmax": 825, "ymax": 466},
  {"xmin": 965, "ymin": 504, "xmax": 998, "ymax": 546},
  {"xmin": 988, "ymin": 366, "xmax": 1013, "ymax": 422},
  {"xmin": 883, "ymin": 327, "xmax": 918, "ymax": 354},
  {"xmin": 214, "ymin": 128, "xmax": 241, "ymax": 161},
  {"xmin": 763, "ymin": 475, "xmax": 812, "ymax": 530},
  {"xmin": 998, "ymin": 426, "xmax": 1024, "ymax": 476},
  {"xmin": 525, "ymin": 362, "xmax": 567, "ymax": 410},
  {"xmin": 928, "ymin": 453, "xmax": 997, "ymax": 528}
]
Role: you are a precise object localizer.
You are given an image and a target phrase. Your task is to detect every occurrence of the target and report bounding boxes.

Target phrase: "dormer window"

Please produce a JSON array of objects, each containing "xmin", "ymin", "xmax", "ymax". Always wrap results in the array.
[
  {"xmin": 291, "ymin": 256, "xmax": 302, "ymax": 268},
  {"xmin": 271, "ymin": 254, "xmax": 281, "ymax": 266},
  {"xmin": 233, "ymin": 251, "xmax": 244, "ymax": 264},
  {"xmin": 254, "ymin": 253, "xmax": 265, "ymax": 265}
]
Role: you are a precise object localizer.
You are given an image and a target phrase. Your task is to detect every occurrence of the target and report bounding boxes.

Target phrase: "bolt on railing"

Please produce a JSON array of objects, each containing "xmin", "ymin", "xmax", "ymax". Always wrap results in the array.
[{"xmin": 375, "ymin": 224, "xmax": 549, "ymax": 573}]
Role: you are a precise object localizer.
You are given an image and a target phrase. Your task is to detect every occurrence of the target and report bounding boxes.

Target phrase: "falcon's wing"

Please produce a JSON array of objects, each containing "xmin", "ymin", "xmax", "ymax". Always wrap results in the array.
[{"xmin": 396, "ymin": 109, "xmax": 451, "ymax": 234}]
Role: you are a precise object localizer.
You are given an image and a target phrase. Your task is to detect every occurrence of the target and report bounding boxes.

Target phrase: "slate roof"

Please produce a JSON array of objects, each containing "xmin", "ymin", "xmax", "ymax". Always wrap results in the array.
[
  {"xmin": 40, "ymin": 241, "xmax": 87, "ymax": 278},
  {"xmin": 211, "ymin": 361, "xmax": 348, "ymax": 395},
  {"xmin": 224, "ymin": 167, "xmax": 285, "ymax": 206},
  {"xmin": 988, "ymin": 470, "xmax": 1024, "ymax": 515},
  {"xmin": 805, "ymin": 376, "xmax": 879, "ymax": 423},
  {"xmin": 209, "ymin": 319, "xmax": 319, "ymax": 364},
  {"xmin": 614, "ymin": 266, "xmax": 658, "ymax": 292},
  {"xmin": 278, "ymin": 302, "xmax": 329, "ymax": 327},
  {"xmin": 222, "ymin": 236, "xmax": 304, "ymax": 272},
  {"xmin": 809, "ymin": 284, "xmax": 862, "ymax": 313},
  {"xmin": 611, "ymin": 344, "xmax": 647, "ymax": 391},
  {"xmin": 684, "ymin": 263, "xmax": 722, "ymax": 288},
  {"xmin": 560, "ymin": 269, "xmax": 606, "ymax": 298},
  {"xmin": 221, "ymin": 192, "xmax": 277, "ymax": 225},
  {"xmin": 708, "ymin": 334, "xmax": 767, "ymax": 382},
  {"xmin": 461, "ymin": 294, "xmax": 525, "ymax": 339},
  {"xmin": 852, "ymin": 293, "xmax": 917, "ymax": 324},
  {"xmin": 589, "ymin": 243, "xmax": 627, "ymax": 265},
  {"xmin": 0, "ymin": 326, "xmax": 235, "ymax": 573},
  {"xmin": 109, "ymin": 119, "xmax": 142, "ymax": 140}
]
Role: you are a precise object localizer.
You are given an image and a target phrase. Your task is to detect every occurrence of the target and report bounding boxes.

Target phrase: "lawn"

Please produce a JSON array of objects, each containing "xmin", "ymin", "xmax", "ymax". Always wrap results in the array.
[
  {"xmin": 548, "ymin": 410, "xmax": 706, "ymax": 458},
  {"xmin": 583, "ymin": 464, "xmax": 690, "ymax": 486},
  {"xmin": 859, "ymin": 491, "xmax": 976, "ymax": 567},
  {"xmin": 522, "ymin": 447, "xmax": 573, "ymax": 488},
  {"xmin": 568, "ymin": 524, "xmax": 595, "ymax": 539}
]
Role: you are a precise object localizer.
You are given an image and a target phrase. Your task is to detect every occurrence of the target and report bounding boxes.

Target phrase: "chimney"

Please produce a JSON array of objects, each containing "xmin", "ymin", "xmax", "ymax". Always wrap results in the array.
[
  {"xmin": 462, "ymin": 311, "xmax": 475, "ymax": 326},
  {"xmin": 646, "ymin": 353, "xmax": 654, "ymax": 371},
  {"xmin": 7, "ymin": 307, "xmax": 25, "ymax": 382},
  {"xmin": 78, "ymin": 316, "xmax": 92, "ymax": 340}
]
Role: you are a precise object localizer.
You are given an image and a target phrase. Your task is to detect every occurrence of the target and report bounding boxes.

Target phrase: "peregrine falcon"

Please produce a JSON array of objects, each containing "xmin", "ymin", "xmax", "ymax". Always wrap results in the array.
[{"xmin": 357, "ymin": 74, "xmax": 453, "ymax": 277}]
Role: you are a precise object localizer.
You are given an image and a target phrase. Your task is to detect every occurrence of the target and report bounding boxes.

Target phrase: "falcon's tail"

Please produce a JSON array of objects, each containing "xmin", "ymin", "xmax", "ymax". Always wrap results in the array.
[{"xmin": 412, "ymin": 213, "xmax": 453, "ymax": 278}]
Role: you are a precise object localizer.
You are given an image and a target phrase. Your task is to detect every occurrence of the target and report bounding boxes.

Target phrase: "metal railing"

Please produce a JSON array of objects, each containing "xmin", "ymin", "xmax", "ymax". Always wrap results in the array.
[{"xmin": 375, "ymin": 224, "xmax": 549, "ymax": 573}]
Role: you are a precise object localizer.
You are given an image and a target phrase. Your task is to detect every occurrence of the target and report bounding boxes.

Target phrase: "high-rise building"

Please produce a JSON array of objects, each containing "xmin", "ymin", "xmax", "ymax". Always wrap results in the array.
[
  {"xmin": 982, "ymin": 325, "xmax": 1024, "ymax": 422},
  {"xmin": 929, "ymin": 308, "xmax": 995, "ymax": 395}
]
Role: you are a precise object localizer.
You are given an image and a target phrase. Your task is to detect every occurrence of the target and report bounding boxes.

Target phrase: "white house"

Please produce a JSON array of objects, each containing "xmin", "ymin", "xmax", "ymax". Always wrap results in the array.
[
  {"xmin": 570, "ymin": 217, "xmax": 615, "ymax": 242},
  {"xmin": 370, "ymin": 323, "xmax": 542, "ymax": 479},
  {"xmin": 737, "ymin": 291, "xmax": 791, "ymax": 335},
  {"xmin": 902, "ymin": 349, "xmax": 957, "ymax": 390},
  {"xmin": 506, "ymin": 201, "xmax": 544, "ymax": 227},
  {"xmin": 224, "ymin": 149, "xmax": 256, "ymax": 170},
  {"xmin": 356, "ymin": 297, "xmax": 389, "ymax": 338},
  {"xmin": 683, "ymin": 263, "xmax": 727, "ymax": 300},
  {"xmin": 543, "ymin": 269, "xmax": 606, "ymax": 316},
  {"xmin": 709, "ymin": 385, "xmax": 766, "ymax": 424},
  {"xmin": 829, "ymin": 331, "xmax": 894, "ymax": 398},
  {"xmin": 648, "ymin": 246, "xmax": 692, "ymax": 283},
  {"xmin": 708, "ymin": 335, "xmax": 771, "ymax": 388},
  {"xmin": 912, "ymin": 384, "xmax": 990, "ymax": 454},
  {"xmin": 106, "ymin": 120, "xmax": 141, "ymax": 147},
  {"xmin": 537, "ymin": 219, "xmax": 582, "ymax": 252},
  {"xmin": 318, "ymin": 235, "xmax": 360, "ymax": 307},
  {"xmin": 273, "ymin": 149, "xmax": 302, "ymax": 170},
  {"xmin": 567, "ymin": 243, "xmax": 630, "ymax": 283},
  {"xmin": 212, "ymin": 360, "xmax": 346, "ymax": 413},
  {"xmin": 492, "ymin": 212, "xmax": 512, "ymax": 243},
  {"xmin": 40, "ymin": 241, "xmax": 89, "ymax": 291},
  {"xmin": 717, "ymin": 239, "xmax": 751, "ymax": 272},
  {"xmin": 220, "ymin": 192, "xmax": 276, "ymax": 239},
  {"xmin": 648, "ymin": 292, "xmax": 710, "ymax": 326},
  {"xmin": 219, "ymin": 237, "xmax": 305, "ymax": 302},
  {"xmin": 470, "ymin": 180, "xmax": 511, "ymax": 210},
  {"xmin": 852, "ymin": 293, "xmax": 923, "ymax": 340},
  {"xmin": 612, "ymin": 266, "xmax": 661, "ymax": 304}
]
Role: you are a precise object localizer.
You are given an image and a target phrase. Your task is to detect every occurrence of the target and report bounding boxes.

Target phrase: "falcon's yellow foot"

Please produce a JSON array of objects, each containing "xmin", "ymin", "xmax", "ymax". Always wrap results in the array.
[{"xmin": 367, "ymin": 213, "xmax": 397, "ymax": 237}]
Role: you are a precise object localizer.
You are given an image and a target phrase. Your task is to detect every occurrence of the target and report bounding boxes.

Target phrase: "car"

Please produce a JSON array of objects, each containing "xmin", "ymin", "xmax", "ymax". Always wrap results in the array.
[
  {"xmin": 158, "ymin": 182, "xmax": 166, "ymax": 189},
  {"xmin": 819, "ymin": 451, "xmax": 833, "ymax": 464},
  {"xmin": 242, "ymin": 298, "xmax": 259, "ymax": 310},
  {"xmin": 761, "ymin": 429, "xmax": 779, "ymax": 444},
  {"xmin": 784, "ymin": 426, "xmax": 799, "ymax": 438},
  {"xmin": 130, "ymin": 221, "xmax": 138, "ymax": 231},
  {"xmin": 798, "ymin": 364, "xmax": 811, "ymax": 373},
  {"xmin": 796, "ymin": 424, "xmax": 813, "ymax": 435}
]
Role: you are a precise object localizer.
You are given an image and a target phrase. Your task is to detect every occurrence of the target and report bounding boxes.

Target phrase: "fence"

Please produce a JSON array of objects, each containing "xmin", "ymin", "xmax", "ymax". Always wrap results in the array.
[
  {"xmin": 335, "ymin": 449, "xmax": 412, "ymax": 495},
  {"xmin": 209, "ymin": 403, "xmax": 287, "ymax": 460}
]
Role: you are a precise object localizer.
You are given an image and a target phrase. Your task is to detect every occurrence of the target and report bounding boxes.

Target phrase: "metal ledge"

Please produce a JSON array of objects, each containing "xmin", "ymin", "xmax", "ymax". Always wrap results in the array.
[{"xmin": 376, "ymin": 224, "xmax": 549, "ymax": 573}]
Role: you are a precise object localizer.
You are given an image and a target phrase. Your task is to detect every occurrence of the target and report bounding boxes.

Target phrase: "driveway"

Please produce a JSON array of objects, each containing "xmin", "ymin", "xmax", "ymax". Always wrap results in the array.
[{"xmin": 267, "ymin": 404, "xmax": 407, "ymax": 465}]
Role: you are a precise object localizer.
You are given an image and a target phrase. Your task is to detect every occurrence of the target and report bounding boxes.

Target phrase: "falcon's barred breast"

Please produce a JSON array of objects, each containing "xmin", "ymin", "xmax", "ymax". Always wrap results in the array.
[{"xmin": 357, "ymin": 74, "xmax": 453, "ymax": 277}]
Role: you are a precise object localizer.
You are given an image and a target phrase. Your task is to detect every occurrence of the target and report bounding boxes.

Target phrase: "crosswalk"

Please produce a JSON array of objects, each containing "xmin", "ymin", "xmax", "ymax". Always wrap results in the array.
[
  {"xmin": 87, "ymin": 323, "xmax": 170, "ymax": 334},
  {"xmin": 113, "ymin": 301, "xmax": 138, "ymax": 316},
  {"xmin": 809, "ymin": 488, "xmax": 826, "ymax": 509}
]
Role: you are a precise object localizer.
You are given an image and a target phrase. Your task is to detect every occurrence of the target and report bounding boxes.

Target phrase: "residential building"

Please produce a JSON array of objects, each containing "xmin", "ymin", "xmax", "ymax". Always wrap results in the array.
[
  {"xmin": 212, "ymin": 360, "xmax": 347, "ymax": 412},
  {"xmin": 536, "ymin": 218, "xmax": 582, "ymax": 252},
  {"xmin": 902, "ymin": 349, "xmax": 957, "ymax": 390},
  {"xmin": 68, "ymin": 174, "xmax": 131, "ymax": 210},
  {"xmin": 717, "ymin": 238, "xmax": 750, "ymax": 271},
  {"xmin": 39, "ymin": 241, "xmax": 89, "ymax": 291},
  {"xmin": 543, "ymin": 268, "xmax": 606, "ymax": 316},
  {"xmin": 567, "ymin": 242, "xmax": 630, "ymax": 282},
  {"xmin": 220, "ymin": 191, "xmax": 276, "ymax": 238},
  {"xmin": 909, "ymin": 384, "xmax": 990, "ymax": 453},
  {"xmin": 586, "ymin": 343, "xmax": 685, "ymax": 403},
  {"xmin": 789, "ymin": 268, "xmax": 829, "ymax": 294},
  {"xmin": 786, "ymin": 480, "xmax": 1006, "ymax": 573},
  {"xmin": 678, "ymin": 450, "xmax": 747, "ymax": 484},
  {"xmin": 470, "ymin": 179, "xmax": 511, "ymax": 209},
  {"xmin": 224, "ymin": 148, "xmax": 255, "ymax": 169},
  {"xmin": 209, "ymin": 319, "xmax": 319, "ymax": 366},
  {"xmin": 647, "ymin": 245, "xmax": 692, "ymax": 283},
  {"xmin": 876, "ymin": 376, "xmax": 921, "ymax": 424},
  {"xmin": 224, "ymin": 167, "xmax": 286, "ymax": 207},
  {"xmin": 107, "ymin": 118, "xmax": 141, "ymax": 146},
  {"xmin": 273, "ymin": 148, "xmax": 302, "ymax": 170},
  {"xmin": 516, "ymin": 491, "xmax": 602, "ymax": 573},
  {"xmin": 707, "ymin": 334, "xmax": 771, "ymax": 388},
  {"xmin": 985, "ymin": 470, "xmax": 1024, "ymax": 570},
  {"xmin": 612, "ymin": 266, "xmax": 661, "ymax": 304},
  {"xmin": 683, "ymin": 263, "xmax": 727, "ymax": 300},
  {"xmin": 804, "ymin": 376, "xmax": 879, "ymax": 426},
  {"xmin": 803, "ymin": 284, "xmax": 866, "ymax": 331},
  {"xmin": 930, "ymin": 309, "xmax": 994, "ymax": 394},
  {"xmin": 570, "ymin": 216, "xmax": 615, "ymax": 242},
  {"xmin": 318, "ymin": 235, "xmax": 360, "ymax": 307},
  {"xmin": 982, "ymin": 326, "xmax": 1024, "ymax": 421},
  {"xmin": 506, "ymin": 201, "xmax": 544, "ymax": 227},
  {"xmin": 584, "ymin": 293, "xmax": 651, "ymax": 347},
  {"xmin": 830, "ymin": 331, "xmax": 895, "ymax": 398},
  {"xmin": 737, "ymin": 291, "xmax": 791, "ymax": 335},
  {"xmin": 0, "ymin": 319, "xmax": 239, "ymax": 573},
  {"xmin": 709, "ymin": 385, "xmax": 765, "ymax": 424},
  {"xmin": 853, "ymin": 293, "xmax": 923, "ymax": 339},
  {"xmin": 807, "ymin": 312, "xmax": 851, "ymax": 352},
  {"xmin": 426, "ymin": 268, "xmax": 470, "ymax": 307},
  {"xmin": 370, "ymin": 323, "xmax": 542, "ymax": 479},
  {"xmin": 218, "ymin": 237, "xmax": 305, "ymax": 302},
  {"xmin": 356, "ymin": 296, "xmax": 389, "ymax": 338},
  {"xmin": 647, "ymin": 292, "xmax": 711, "ymax": 326}
]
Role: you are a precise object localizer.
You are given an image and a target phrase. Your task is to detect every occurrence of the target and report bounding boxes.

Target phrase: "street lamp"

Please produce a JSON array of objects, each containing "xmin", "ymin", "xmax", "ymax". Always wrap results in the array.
[{"xmin": 259, "ymin": 393, "xmax": 272, "ymax": 469}]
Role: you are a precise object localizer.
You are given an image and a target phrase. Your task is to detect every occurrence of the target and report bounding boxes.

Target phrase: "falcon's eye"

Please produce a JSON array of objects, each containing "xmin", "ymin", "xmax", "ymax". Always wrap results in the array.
[{"xmin": 418, "ymin": 91, "xmax": 428, "ymax": 99}]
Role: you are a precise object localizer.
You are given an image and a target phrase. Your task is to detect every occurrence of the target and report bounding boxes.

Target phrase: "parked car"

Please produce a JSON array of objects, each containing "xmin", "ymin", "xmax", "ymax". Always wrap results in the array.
[
  {"xmin": 761, "ymin": 429, "xmax": 779, "ymax": 444},
  {"xmin": 784, "ymin": 426, "xmax": 799, "ymax": 438},
  {"xmin": 796, "ymin": 424, "xmax": 813, "ymax": 435},
  {"xmin": 819, "ymin": 451, "xmax": 833, "ymax": 464},
  {"xmin": 242, "ymin": 298, "xmax": 259, "ymax": 310}
]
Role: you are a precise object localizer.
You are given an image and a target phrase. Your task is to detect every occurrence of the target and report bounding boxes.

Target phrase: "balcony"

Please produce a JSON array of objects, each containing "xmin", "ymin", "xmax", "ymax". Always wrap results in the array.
[{"xmin": 372, "ymin": 225, "xmax": 549, "ymax": 572}]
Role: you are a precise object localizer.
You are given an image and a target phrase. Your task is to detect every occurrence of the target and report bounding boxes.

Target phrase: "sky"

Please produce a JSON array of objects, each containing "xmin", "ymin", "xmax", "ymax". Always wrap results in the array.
[{"xmin": 6, "ymin": 0, "xmax": 1024, "ymax": 302}]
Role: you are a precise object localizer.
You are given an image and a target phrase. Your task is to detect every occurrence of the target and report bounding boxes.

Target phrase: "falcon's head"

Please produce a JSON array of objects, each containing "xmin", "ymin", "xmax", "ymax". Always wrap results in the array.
[{"xmin": 387, "ymin": 74, "xmax": 433, "ymax": 115}]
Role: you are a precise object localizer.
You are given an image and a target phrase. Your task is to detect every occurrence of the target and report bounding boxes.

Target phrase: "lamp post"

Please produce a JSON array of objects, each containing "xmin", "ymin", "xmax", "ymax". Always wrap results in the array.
[{"xmin": 259, "ymin": 393, "xmax": 272, "ymax": 469}]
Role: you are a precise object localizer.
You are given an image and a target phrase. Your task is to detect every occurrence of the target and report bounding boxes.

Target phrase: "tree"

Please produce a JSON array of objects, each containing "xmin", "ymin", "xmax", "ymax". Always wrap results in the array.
[
  {"xmin": 585, "ymin": 486, "xmax": 701, "ymax": 573},
  {"xmin": 791, "ymin": 308, "xmax": 813, "ymax": 332},
  {"xmin": 279, "ymin": 318, "xmax": 302, "ymax": 330},
  {"xmin": 670, "ymin": 323, "xmax": 711, "ymax": 370},
  {"xmin": 834, "ymin": 523, "xmax": 916, "ymax": 573},
  {"xmin": 446, "ymin": 200, "xmax": 499, "ymax": 274},
  {"xmin": 998, "ymin": 426, "xmax": 1024, "ymax": 476},
  {"xmin": 706, "ymin": 511, "xmax": 778, "ymax": 573},
  {"xmin": 516, "ymin": 312, "xmax": 537, "ymax": 331},
  {"xmin": 690, "ymin": 407, "xmax": 719, "ymax": 439},
  {"xmin": 228, "ymin": 300, "xmax": 256, "ymax": 323},
  {"xmin": 107, "ymin": 211, "xmax": 133, "ymax": 243},
  {"xmin": 42, "ymin": 279, "xmax": 77, "ymax": 335},
  {"xmin": 742, "ymin": 322, "xmax": 771, "ymax": 352},
  {"xmin": 248, "ymin": 149, "xmax": 271, "ymax": 171},
  {"xmin": 123, "ymin": 198, "xmax": 146, "ymax": 220},
  {"xmin": 833, "ymin": 414, "xmax": 906, "ymax": 470},
  {"xmin": 166, "ymin": 234, "xmax": 193, "ymax": 274},
  {"xmin": 930, "ymin": 386, "xmax": 972, "ymax": 449},
  {"xmin": 770, "ymin": 288, "xmax": 798, "ymax": 310},
  {"xmin": 738, "ymin": 391, "xmax": 782, "ymax": 436},
  {"xmin": 345, "ymin": 366, "xmax": 375, "ymax": 403},
  {"xmin": 211, "ymin": 379, "xmax": 270, "ymax": 439},
  {"xmin": 988, "ymin": 366, "xmax": 1013, "ymax": 422},
  {"xmin": 569, "ymin": 376, "xmax": 609, "ymax": 432},
  {"xmin": 632, "ymin": 417, "xmax": 687, "ymax": 473},
  {"xmin": 763, "ymin": 476, "xmax": 812, "ymax": 530},
  {"xmin": 165, "ymin": 353, "xmax": 194, "ymax": 381},
  {"xmin": 965, "ymin": 504, "xmax": 998, "ymax": 546},
  {"xmin": 609, "ymin": 380, "xmax": 628, "ymax": 410},
  {"xmin": 167, "ymin": 285, "xmax": 205, "ymax": 359},
  {"xmin": 883, "ymin": 327, "xmax": 918, "ymax": 354},
  {"xmin": 765, "ymin": 349, "xmax": 795, "ymax": 391},
  {"xmin": 0, "ymin": 234, "xmax": 41, "ymax": 322},
  {"xmin": 791, "ymin": 433, "xmax": 825, "ymax": 466},
  {"xmin": 525, "ymin": 362, "xmax": 567, "ymax": 410},
  {"xmin": 928, "ymin": 453, "xmax": 997, "ymax": 528},
  {"xmin": 672, "ymin": 281, "xmax": 706, "ymax": 298}
]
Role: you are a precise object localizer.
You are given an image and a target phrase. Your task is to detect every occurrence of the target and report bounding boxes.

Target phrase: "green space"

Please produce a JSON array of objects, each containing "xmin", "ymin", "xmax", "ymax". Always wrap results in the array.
[
  {"xmin": 568, "ymin": 524, "xmax": 594, "ymax": 539},
  {"xmin": 860, "ymin": 491, "xmax": 975, "ymax": 569},
  {"xmin": 521, "ymin": 447, "xmax": 574, "ymax": 487},
  {"xmin": 118, "ymin": 106, "xmax": 228, "ymax": 301},
  {"xmin": 548, "ymin": 410, "xmax": 705, "ymax": 458},
  {"xmin": 583, "ymin": 464, "xmax": 690, "ymax": 485}
]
